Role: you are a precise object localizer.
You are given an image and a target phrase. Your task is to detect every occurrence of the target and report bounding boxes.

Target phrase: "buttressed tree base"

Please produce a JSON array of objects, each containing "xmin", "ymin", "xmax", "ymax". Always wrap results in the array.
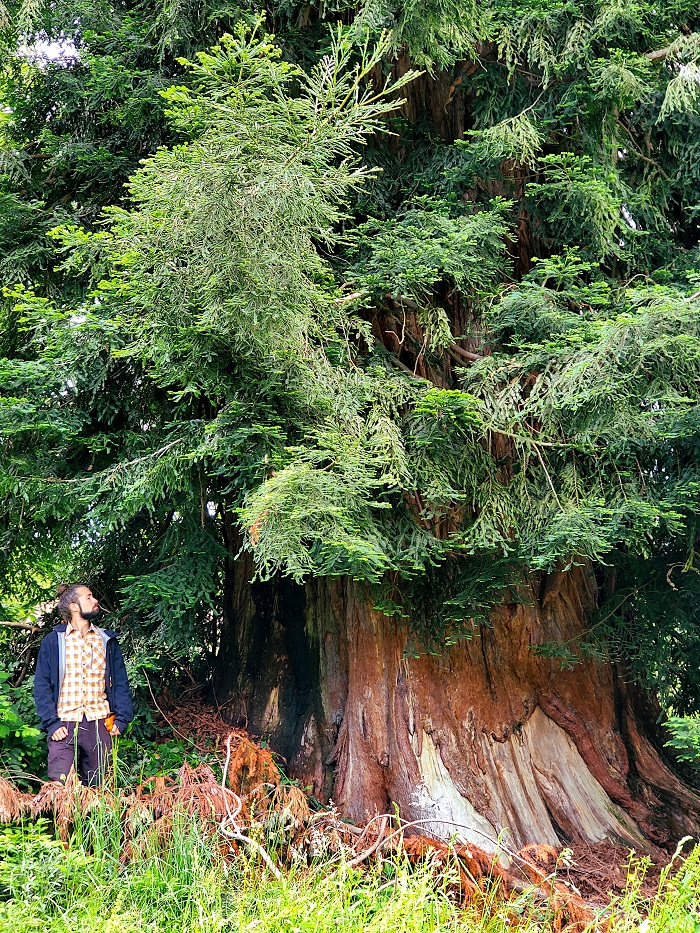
[{"xmin": 217, "ymin": 564, "xmax": 700, "ymax": 852}]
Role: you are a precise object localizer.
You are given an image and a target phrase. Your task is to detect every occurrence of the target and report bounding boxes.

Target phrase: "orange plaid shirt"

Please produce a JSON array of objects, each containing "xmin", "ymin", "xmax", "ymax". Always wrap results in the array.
[{"xmin": 56, "ymin": 622, "xmax": 110, "ymax": 722}]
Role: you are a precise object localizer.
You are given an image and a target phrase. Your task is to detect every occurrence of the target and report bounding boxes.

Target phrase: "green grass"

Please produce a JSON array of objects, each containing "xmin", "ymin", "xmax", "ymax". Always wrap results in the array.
[{"xmin": 0, "ymin": 809, "xmax": 699, "ymax": 933}]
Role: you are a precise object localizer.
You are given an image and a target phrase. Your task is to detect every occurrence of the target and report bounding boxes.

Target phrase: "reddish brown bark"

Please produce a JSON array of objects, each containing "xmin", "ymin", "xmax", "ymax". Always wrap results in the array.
[{"xmin": 214, "ymin": 562, "xmax": 700, "ymax": 854}]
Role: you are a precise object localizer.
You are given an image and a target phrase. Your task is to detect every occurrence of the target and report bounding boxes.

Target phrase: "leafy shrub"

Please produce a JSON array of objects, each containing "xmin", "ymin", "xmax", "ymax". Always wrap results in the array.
[
  {"xmin": 0, "ymin": 819, "xmax": 93, "ymax": 904},
  {"xmin": 116, "ymin": 735, "xmax": 220, "ymax": 782},
  {"xmin": 0, "ymin": 671, "xmax": 43, "ymax": 781}
]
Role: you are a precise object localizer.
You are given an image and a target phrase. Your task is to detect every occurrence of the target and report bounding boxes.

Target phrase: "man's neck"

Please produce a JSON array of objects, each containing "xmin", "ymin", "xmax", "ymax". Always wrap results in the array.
[{"xmin": 69, "ymin": 615, "xmax": 92, "ymax": 636}]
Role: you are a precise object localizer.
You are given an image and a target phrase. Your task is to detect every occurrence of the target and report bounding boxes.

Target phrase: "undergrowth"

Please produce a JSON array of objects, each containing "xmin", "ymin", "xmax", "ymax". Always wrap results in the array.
[{"xmin": 0, "ymin": 805, "xmax": 699, "ymax": 933}]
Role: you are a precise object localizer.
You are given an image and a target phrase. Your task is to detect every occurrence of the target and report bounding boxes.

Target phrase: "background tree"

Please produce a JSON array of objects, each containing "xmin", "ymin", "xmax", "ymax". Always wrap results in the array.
[{"xmin": 3, "ymin": 0, "xmax": 700, "ymax": 850}]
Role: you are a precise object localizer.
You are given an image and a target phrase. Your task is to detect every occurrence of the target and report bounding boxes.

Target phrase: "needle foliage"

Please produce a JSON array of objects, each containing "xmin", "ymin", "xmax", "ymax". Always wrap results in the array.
[{"xmin": 1, "ymin": 0, "xmax": 700, "ymax": 711}]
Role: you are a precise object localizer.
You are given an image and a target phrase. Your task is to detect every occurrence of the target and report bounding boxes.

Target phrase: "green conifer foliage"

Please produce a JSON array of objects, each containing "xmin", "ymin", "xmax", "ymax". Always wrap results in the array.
[{"xmin": 2, "ymin": 0, "xmax": 700, "ymax": 713}]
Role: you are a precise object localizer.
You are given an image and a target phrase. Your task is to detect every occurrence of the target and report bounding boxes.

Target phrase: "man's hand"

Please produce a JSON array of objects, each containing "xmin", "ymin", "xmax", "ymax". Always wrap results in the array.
[
  {"xmin": 105, "ymin": 713, "xmax": 120, "ymax": 736},
  {"xmin": 51, "ymin": 725, "xmax": 68, "ymax": 741}
]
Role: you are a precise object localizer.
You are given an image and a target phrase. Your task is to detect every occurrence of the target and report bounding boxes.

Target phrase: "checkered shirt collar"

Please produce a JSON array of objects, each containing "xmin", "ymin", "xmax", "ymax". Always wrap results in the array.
[{"xmin": 65, "ymin": 620, "xmax": 95, "ymax": 636}]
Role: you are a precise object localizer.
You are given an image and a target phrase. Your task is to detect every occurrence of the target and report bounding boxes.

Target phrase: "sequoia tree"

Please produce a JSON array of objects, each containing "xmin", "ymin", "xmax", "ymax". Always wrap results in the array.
[{"xmin": 3, "ymin": 0, "xmax": 700, "ymax": 854}]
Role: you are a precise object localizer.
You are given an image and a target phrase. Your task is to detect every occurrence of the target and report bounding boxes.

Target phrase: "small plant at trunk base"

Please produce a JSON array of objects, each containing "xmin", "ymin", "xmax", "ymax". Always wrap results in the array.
[
  {"xmin": 600, "ymin": 840, "xmax": 700, "ymax": 933},
  {"xmin": 664, "ymin": 716, "xmax": 700, "ymax": 768},
  {"xmin": 115, "ymin": 735, "xmax": 221, "ymax": 783}
]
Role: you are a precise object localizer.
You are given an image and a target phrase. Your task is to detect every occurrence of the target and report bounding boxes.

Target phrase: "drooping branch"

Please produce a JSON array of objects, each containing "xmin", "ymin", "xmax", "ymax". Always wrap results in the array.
[
  {"xmin": 388, "ymin": 294, "xmax": 420, "ymax": 312},
  {"xmin": 391, "ymin": 357, "xmax": 430, "ymax": 381}
]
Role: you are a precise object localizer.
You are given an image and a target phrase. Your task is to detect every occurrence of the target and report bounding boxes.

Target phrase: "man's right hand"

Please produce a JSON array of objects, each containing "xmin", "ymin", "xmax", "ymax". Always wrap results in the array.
[{"xmin": 51, "ymin": 726, "xmax": 68, "ymax": 741}]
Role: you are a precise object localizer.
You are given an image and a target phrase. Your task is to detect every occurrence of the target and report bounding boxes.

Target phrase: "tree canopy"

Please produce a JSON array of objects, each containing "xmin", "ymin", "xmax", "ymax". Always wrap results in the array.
[{"xmin": 2, "ymin": 0, "xmax": 700, "ymax": 717}]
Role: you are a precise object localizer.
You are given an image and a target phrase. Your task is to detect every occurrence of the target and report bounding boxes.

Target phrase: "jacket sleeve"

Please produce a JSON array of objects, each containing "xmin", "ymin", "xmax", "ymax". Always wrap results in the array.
[
  {"xmin": 33, "ymin": 636, "xmax": 61, "ymax": 736},
  {"xmin": 109, "ymin": 639, "xmax": 134, "ymax": 732}
]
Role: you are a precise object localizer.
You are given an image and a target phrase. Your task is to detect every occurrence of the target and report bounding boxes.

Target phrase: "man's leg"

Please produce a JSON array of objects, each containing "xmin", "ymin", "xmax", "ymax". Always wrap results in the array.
[
  {"xmin": 47, "ymin": 722, "xmax": 79, "ymax": 782},
  {"xmin": 76, "ymin": 717, "xmax": 112, "ymax": 785}
]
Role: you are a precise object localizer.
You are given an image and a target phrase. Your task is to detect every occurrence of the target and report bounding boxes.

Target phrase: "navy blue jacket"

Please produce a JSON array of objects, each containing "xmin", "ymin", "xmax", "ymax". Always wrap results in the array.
[{"xmin": 33, "ymin": 623, "xmax": 134, "ymax": 737}]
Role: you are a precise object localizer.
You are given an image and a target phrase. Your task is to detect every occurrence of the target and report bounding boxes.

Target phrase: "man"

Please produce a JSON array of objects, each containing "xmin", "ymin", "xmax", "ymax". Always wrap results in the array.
[{"xmin": 34, "ymin": 583, "xmax": 134, "ymax": 785}]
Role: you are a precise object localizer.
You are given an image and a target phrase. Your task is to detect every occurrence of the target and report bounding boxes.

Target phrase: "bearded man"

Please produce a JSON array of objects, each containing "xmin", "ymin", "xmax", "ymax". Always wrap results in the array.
[{"xmin": 33, "ymin": 584, "xmax": 134, "ymax": 784}]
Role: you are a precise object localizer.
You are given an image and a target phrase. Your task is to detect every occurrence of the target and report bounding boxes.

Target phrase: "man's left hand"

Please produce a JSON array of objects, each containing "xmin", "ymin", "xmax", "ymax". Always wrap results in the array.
[{"xmin": 109, "ymin": 724, "xmax": 121, "ymax": 736}]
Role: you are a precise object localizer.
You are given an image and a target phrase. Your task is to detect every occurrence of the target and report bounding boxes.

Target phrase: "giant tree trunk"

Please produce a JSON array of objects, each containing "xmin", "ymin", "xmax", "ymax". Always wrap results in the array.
[{"xmin": 214, "ymin": 558, "xmax": 700, "ymax": 853}]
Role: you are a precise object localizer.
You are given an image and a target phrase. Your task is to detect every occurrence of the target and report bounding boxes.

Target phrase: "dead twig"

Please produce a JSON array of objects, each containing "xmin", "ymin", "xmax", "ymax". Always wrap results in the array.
[
  {"xmin": 347, "ymin": 816, "xmax": 388, "ymax": 868},
  {"xmin": 450, "ymin": 344, "xmax": 483, "ymax": 362}
]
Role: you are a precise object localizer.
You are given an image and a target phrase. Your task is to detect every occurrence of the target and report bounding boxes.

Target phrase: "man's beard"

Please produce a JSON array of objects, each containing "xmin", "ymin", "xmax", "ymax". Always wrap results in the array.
[{"xmin": 79, "ymin": 607, "xmax": 101, "ymax": 621}]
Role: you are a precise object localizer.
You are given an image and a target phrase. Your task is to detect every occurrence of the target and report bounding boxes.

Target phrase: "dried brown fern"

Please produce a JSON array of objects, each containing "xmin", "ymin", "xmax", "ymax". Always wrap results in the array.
[
  {"xmin": 0, "ymin": 722, "xmax": 613, "ymax": 930},
  {"xmin": 30, "ymin": 770, "xmax": 87, "ymax": 839},
  {"xmin": 516, "ymin": 844, "xmax": 595, "ymax": 932},
  {"xmin": 0, "ymin": 774, "xmax": 32, "ymax": 823},
  {"xmin": 176, "ymin": 761, "xmax": 241, "ymax": 820},
  {"xmin": 226, "ymin": 733, "xmax": 280, "ymax": 795},
  {"xmin": 270, "ymin": 784, "xmax": 311, "ymax": 824},
  {"xmin": 400, "ymin": 833, "xmax": 507, "ymax": 899}
]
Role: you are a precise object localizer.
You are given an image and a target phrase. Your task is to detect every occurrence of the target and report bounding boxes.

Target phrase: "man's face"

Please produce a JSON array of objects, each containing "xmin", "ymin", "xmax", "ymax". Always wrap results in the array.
[{"xmin": 72, "ymin": 587, "xmax": 101, "ymax": 622}]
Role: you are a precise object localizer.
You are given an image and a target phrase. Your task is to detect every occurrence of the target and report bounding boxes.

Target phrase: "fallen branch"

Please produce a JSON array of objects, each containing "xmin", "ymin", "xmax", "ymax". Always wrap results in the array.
[
  {"xmin": 219, "ymin": 823, "xmax": 283, "ymax": 880},
  {"xmin": 220, "ymin": 733, "xmax": 243, "ymax": 828},
  {"xmin": 348, "ymin": 815, "xmax": 516, "ymax": 865}
]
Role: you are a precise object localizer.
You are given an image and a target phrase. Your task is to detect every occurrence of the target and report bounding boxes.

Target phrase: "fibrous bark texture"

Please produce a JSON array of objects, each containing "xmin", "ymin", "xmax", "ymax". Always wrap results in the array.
[{"xmin": 214, "ymin": 562, "xmax": 700, "ymax": 853}]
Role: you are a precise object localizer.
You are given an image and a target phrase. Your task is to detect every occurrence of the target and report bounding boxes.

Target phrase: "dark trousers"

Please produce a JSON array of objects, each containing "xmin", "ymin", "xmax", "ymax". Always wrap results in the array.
[{"xmin": 47, "ymin": 717, "xmax": 112, "ymax": 785}]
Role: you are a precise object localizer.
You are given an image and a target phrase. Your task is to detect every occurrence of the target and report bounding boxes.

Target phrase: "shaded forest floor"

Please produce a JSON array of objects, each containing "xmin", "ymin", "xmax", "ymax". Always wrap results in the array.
[{"xmin": 0, "ymin": 697, "xmax": 697, "ymax": 932}]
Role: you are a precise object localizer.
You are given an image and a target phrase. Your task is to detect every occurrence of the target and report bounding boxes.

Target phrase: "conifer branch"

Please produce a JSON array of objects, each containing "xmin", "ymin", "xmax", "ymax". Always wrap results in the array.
[
  {"xmin": 615, "ymin": 118, "xmax": 671, "ymax": 180},
  {"xmin": 490, "ymin": 429, "xmax": 572, "ymax": 450},
  {"xmin": 534, "ymin": 444, "xmax": 563, "ymax": 509}
]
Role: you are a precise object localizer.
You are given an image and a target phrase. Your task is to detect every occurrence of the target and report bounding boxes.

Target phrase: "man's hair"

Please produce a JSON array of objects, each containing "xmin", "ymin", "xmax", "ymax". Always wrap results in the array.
[{"xmin": 56, "ymin": 583, "xmax": 86, "ymax": 621}]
